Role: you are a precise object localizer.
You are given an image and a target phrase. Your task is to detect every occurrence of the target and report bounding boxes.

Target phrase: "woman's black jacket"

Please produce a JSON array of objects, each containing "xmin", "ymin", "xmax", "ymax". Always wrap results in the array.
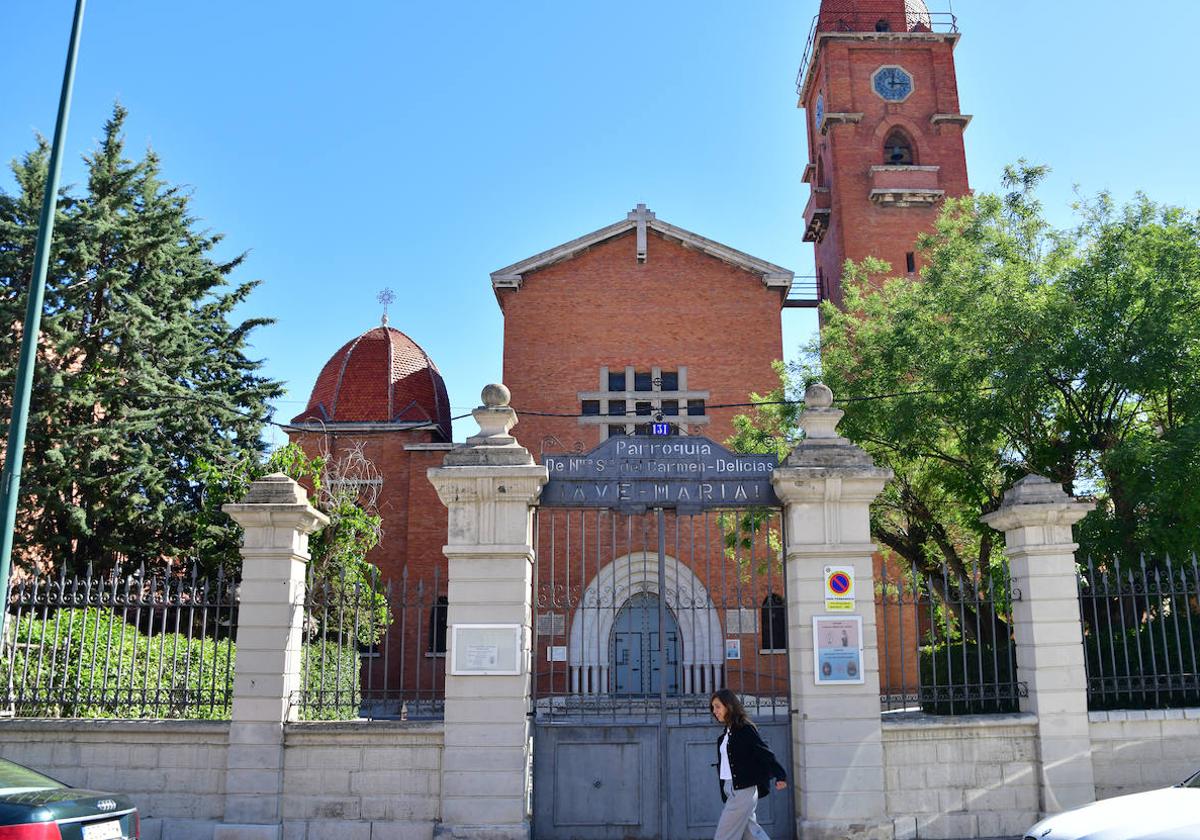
[{"xmin": 715, "ymin": 723, "xmax": 788, "ymax": 802}]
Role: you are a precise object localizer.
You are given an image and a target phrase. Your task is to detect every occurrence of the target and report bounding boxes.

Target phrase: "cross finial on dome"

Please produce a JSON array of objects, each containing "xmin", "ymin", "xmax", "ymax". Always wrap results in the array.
[{"xmin": 377, "ymin": 287, "xmax": 396, "ymax": 326}]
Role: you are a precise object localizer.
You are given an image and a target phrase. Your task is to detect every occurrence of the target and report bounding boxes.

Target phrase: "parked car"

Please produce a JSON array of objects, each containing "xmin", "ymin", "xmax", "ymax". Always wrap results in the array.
[
  {"xmin": 1025, "ymin": 768, "xmax": 1200, "ymax": 839},
  {"xmin": 0, "ymin": 757, "xmax": 138, "ymax": 839}
]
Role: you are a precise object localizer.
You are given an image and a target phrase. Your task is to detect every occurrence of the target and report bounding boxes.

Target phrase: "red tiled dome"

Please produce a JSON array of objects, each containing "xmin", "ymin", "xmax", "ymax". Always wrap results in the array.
[{"xmin": 292, "ymin": 324, "xmax": 451, "ymax": 439}]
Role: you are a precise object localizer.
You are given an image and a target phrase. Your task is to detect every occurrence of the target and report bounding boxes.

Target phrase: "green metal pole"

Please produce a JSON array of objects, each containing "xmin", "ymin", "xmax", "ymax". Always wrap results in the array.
[{"xmin": 0, "ymin": 0, "xmax": 87, "ymax": 641}]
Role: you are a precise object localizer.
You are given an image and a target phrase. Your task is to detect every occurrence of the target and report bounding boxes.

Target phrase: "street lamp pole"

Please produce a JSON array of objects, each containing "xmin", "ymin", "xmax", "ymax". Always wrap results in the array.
[{"xmin": 0, "ymin": 0, "xmax": 88, "ymax": 641}]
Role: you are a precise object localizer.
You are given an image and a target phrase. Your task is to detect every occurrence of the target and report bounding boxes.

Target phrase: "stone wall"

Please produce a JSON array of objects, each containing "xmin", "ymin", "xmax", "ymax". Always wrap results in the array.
[
  {"xmin": 6, "ymin": 712, "xmax": 1200, "ymax": 840},
  {"xmin": 1089, "ymin": 708, "xmax": 1200, "ymax": 799},
  {"xmin": 882, "ymin": 713, "xmax": 1040, "ymax": 840},
  {"xmin": 282, "ymin": 722, "xmax": 442, "ymax": 840},
  {"xmin": 0, "ymin": 719, "xmax": 229, "ymax": 840},
  {"xmin": 0, "ymin": 719, "xmax": 442, "ymax": 840}
]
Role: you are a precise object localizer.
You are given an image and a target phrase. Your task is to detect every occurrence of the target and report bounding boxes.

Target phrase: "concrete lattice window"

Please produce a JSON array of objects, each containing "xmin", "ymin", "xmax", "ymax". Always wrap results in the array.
[{"xmin": 577, "ymin": 366, "xmax": 708, "ymax": 441}]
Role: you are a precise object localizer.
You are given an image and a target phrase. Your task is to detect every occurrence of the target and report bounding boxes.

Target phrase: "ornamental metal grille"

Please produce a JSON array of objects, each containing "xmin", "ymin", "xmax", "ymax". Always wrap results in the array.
[
  {"xmin": 1, "ymin": 565, "xmax": 236, "ymax": 719},
  {"xmin": 1079, "ymin": 555, "xmax": 1200, "ymax": 710},
  {"xmin": 876, "ymin": 557, "xmax": 1025, "ymax": 714},
  {"xmin": 532, "ymin": 507, "xmax": 790, "ymax": 724}
]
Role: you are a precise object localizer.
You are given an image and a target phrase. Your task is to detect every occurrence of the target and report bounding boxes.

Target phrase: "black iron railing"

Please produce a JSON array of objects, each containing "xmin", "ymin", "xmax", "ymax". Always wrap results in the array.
[
  {"xmin": 295, "ymin": 566, "xmax": 446, "ymax": 721},
  {"xmin": 877, "ymin": 557, "xmax": 1024, "ymax": 714},
  {"xmin": 796, "ymin": 7, "xmax": 960, "ymax": 95},
  {"xmin": 531, "ymin": 509, "xmax": 791, "ymax": 724},
  {"xmin": 1, "ymin": 565, "xmax": 237, "ymax": 718},
  {"xmin": 785, "ymin": 275, "xmax": 821, "ymax": 308},
  {"xmin": 1079, "ymin": 555, "xmax": 1200, "ymax": 710}
]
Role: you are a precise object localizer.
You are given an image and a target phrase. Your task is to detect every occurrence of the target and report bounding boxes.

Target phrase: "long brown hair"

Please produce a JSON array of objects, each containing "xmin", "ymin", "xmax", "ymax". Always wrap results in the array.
[{"xmin": 710, "ymin": 688, "xmax": 753, "ymax": 729}]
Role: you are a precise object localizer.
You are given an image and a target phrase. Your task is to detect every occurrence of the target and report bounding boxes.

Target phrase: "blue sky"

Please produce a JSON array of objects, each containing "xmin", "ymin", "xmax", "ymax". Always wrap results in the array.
[{"xmin": 3, "ymin": 1, "xmax": 1198, "ymax": 445}]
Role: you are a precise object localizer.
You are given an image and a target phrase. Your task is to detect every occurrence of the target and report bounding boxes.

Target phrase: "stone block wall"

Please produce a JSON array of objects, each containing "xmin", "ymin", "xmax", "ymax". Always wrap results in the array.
[
  {"xmin": 6, "ymin": 712, "xmax": 1200, "ymax": 840},
  {"xmin": 0, "ymin": 719, "xmax": 229, "ymax": 840},
  {"xmin": 282, "ymin": 721, "xmax": 442, "ymax": 840},
  {"xmin": 1089, "ymin": 708, "xmax": 1200, "ymax": 799},
  {"xmin": 882, "ymin": 713, "xmax": 1039, "ymax": 840},
  {"xmin": 0, "ymin": 719, "xmax": 442, "ymax": 840}
]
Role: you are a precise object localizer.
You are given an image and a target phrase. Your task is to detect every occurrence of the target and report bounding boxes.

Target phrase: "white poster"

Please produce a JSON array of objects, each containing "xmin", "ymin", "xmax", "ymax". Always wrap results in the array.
[
  {"xmin": 450, "ymin": 624, "xmax": 521, "ymax": 675},
  {"xmin": 813, "ymin": 615, "xmax": 864, "ymax": 685}
]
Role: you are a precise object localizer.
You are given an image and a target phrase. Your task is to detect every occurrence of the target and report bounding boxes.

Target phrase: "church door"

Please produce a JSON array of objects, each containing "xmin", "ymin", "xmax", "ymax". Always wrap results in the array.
[{"xmin": 611, "ymin": 592, "xmax": 680, "ymax": 695}]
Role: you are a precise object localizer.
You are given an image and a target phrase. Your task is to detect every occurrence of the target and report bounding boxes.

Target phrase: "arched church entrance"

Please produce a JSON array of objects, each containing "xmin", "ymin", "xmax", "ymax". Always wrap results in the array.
[
  {"xmin": 566, "ymin": 550, "xmax": 725, "ymax": 696},
  {"xmin": 611, "ymin": 591, "xmax": 680, "ymax": 695},
  {"xmin": 530, "ymin": 436, "xmax": 794, "ymax": 840}
]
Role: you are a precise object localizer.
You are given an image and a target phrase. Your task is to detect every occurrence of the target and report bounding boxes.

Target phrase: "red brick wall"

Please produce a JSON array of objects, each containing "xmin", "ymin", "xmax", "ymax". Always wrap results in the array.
[
  {"xmin": 287, "ymin": 429, "xmax": 448, "ymax": 588},
  {"xmin": 499, "ymin": 229, "xmax": 785, "ymax": 457}
]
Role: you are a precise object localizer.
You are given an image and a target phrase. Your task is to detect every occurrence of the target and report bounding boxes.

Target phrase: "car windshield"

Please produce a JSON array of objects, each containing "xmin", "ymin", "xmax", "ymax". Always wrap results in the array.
[
  {"xmin": 0, "ymin": 759, "xmax": 64, "ymax": 794},
  {"xmin": 1184, "ymin": 770, "xmax": 1200, "ymax": 789}
]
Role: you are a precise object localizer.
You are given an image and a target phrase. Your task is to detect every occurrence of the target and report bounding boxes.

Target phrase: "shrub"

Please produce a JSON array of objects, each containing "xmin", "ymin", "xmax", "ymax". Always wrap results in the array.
[
  {"xmin": 1, "ymin": 606, "xmax": 367, "ymax": 720},
  {"xmin": 918, "ymin": 639, "xmax": 1020, "ymax": 715}
]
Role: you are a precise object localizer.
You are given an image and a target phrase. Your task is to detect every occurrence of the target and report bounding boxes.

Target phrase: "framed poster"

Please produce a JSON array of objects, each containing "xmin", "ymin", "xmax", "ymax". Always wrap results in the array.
[
  {"xmin": 450, "ymin": 624, "xmax": 522, "ymax": 675},
  {"xmin": 725, "ymin": 638, "xmax": 742, "ymax": 660},
  {"xmin": 813, "ymin": 615, "xmax": 864, "ymax": 685}
]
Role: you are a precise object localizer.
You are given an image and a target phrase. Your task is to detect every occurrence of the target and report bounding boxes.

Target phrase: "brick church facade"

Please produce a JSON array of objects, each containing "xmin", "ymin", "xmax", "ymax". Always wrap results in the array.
[{"xmin": 288, "ymin": 0, "xmax": 971, "ymax": 704}]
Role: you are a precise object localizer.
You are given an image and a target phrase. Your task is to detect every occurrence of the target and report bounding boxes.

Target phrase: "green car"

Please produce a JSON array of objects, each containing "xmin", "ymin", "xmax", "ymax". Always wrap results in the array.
[{"xmin": 0, "ymin": 758, "xmax": 138, "ymax": 839}]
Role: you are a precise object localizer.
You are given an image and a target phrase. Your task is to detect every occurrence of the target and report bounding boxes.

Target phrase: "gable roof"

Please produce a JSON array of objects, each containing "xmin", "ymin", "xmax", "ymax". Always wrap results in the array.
[{"xmin": 490, "ymin": 205, "xmax": 794, "ymax": 293}]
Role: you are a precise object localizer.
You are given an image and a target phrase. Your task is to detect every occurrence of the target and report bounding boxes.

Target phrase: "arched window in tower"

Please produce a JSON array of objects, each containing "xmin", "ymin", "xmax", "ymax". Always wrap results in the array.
[
  {"xmin": 761, "ymin": 594, "xmax": 787, "ymax": 652},
  {"xmin": 875, "ymin": 18, "xmax": 891, "ymax": 32},
  {"xmin": 883, "ymin": 129, "xmax": 915, "ymax": 166},
  {"xmin": 816, "ymin": 154, "xmax": 828, "ymax": 189}
]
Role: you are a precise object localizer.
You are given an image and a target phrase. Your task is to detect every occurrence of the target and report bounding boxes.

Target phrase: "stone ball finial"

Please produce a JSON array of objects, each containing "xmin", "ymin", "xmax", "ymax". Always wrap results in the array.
[
  {"xmin": 481, "ymin": 383, "xmax": 511, "ymax": 408},
  {"xmin": 804, "ymin": 382, "xmax": 834, "ymax": 409}
]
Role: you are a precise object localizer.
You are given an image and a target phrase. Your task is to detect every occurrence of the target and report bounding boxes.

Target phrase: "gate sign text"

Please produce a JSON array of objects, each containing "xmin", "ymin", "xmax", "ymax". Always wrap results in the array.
[{"xmin": 542, "ymin": 436, "xmax": 779, "ymax": 510}]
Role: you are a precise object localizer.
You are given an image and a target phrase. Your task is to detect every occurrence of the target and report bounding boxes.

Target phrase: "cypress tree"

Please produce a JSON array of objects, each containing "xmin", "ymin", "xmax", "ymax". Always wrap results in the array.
[{"xmin": 0, "ymin": 104, "xmax": 282, "ymax": 574}]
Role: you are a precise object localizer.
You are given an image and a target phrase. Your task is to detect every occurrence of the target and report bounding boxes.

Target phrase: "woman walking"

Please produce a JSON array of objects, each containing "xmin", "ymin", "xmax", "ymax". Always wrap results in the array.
[{"xmin": 710, "ymin": 688, "xmax": 788, "ymax": 840}]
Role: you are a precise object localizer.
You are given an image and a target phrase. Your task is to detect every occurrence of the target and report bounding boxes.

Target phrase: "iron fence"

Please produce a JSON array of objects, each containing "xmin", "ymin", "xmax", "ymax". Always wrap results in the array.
[
  {"xmin": 532, "ymin": 508, "xmax": 791, "ymax": 725},
  {"xmin": 1079, "ymin": 555, "xmax": 1200, "ymax": 710},
  {"xmin": 295, "ymin": 566, "xmax": 446, "ymax": 721},
  {"xmin": 877, "ymin": 557, "xmax": 1024, "ymax": 714},
  {"xmin": 1, "ymin": 565, "xmax": 237, "ymax": 718},
  {"xmin": 796, "ymin": 5, "xmax": 959, "ymax": 94}
]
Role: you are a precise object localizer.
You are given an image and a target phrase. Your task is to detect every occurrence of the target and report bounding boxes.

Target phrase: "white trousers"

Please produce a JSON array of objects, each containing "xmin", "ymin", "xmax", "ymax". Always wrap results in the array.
[{"xmin": 714, "ymin": 780, "xmax": 771, "ymax": 840}]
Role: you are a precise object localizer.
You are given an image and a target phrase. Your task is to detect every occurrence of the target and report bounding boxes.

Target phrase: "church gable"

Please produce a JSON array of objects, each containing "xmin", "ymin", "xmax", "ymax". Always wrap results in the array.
[{"xmin": 490, "ymin": 204, "xmax": 793, "ymax": 308}]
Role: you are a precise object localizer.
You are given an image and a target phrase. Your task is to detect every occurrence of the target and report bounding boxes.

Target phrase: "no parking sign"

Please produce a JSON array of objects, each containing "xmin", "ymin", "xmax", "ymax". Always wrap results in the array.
[{"xmin": 823, "ymin": 566, "xmax": 855, "ymax": 612}]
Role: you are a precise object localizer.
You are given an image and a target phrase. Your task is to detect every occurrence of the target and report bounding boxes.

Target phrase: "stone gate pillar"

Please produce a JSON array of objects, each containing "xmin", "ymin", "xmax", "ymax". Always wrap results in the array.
[
  {"xmin": 427, "ymin": 385, "xmax": 548, "ymax": 840},
  {"xmin": 217, "ymin": 473, "xmax": 329, "ymax": 840},
  {"xmin": 981, "ymin": 475, "xmax": 1096, "ymax": 815},
  {"xmin": 771, "ymin": 384, "xmax": 893, "ymax": 840}
]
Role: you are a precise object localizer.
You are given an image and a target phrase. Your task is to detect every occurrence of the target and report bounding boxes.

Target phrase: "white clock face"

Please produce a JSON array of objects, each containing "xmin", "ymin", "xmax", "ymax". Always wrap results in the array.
[{"xmin": 814, "ymin": 93, "xmax": 825, "ymax": 130}]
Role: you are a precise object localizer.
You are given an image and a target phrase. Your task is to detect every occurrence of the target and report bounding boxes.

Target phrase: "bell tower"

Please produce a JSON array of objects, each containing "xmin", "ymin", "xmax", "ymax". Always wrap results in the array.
[{"xmin": 798, "ymin": 0, "xmax": 971, "ymax": 306}]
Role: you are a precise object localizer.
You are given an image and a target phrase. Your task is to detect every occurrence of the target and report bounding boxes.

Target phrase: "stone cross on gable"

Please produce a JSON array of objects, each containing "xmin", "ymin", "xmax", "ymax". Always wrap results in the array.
[{"xmin": 627, "ymin": 203, "xmax": 655, "ymax": 264}]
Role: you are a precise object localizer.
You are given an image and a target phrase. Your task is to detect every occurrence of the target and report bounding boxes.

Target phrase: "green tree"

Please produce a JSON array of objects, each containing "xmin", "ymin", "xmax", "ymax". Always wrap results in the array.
[
  {"xmin": 0, "ymin": 105, "xmax": 282, "ymax": 574},
  {"xmin": 196, "ymin": 441, "xmax": 389, "ymax": 644},
  {"xmin": 734, "ymin": 164, "xmax": 1200, "ymax": 635}
]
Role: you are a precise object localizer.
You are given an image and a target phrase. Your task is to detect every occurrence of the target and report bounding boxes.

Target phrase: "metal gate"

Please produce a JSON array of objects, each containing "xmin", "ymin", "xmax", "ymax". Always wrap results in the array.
[{"xmin": 531, "ymin": 436, "xmax": 794, "ymax": 840}]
